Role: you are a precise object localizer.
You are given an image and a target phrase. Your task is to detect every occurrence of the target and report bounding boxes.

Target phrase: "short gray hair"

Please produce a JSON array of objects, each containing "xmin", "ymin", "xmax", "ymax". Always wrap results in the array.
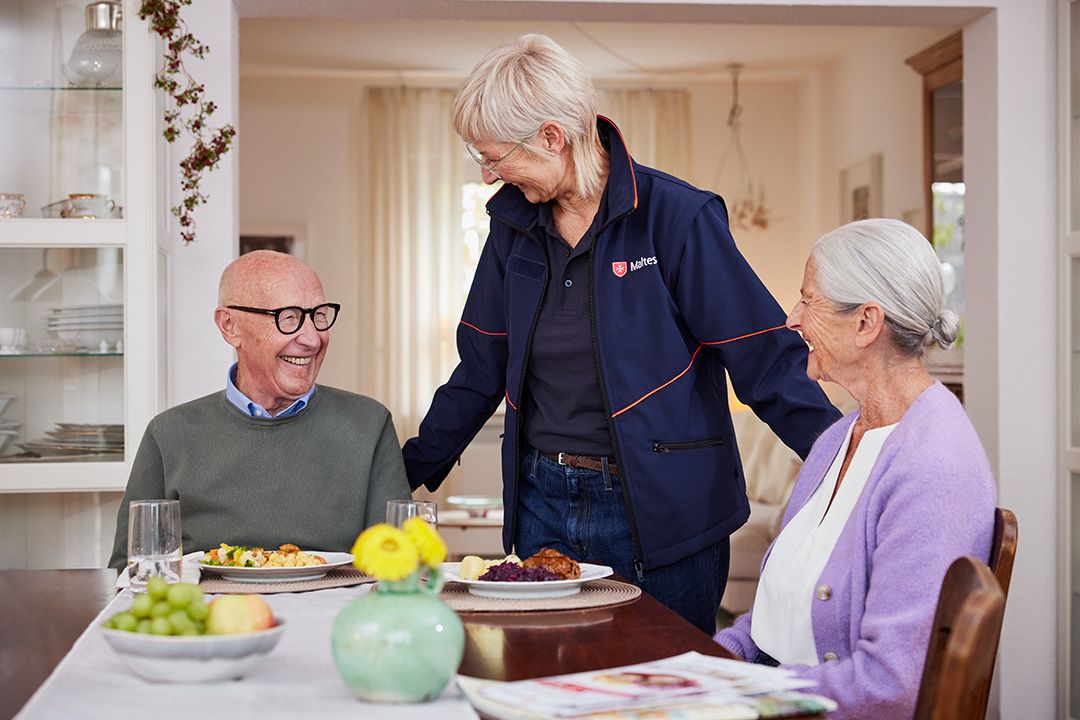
[
  {"xmin": 810, "ymin": 218, "xmax": 960, "ymax": 356},
  {"xmin": 452, "ymin": 34, "xmax": 606, "ymax": 199}
]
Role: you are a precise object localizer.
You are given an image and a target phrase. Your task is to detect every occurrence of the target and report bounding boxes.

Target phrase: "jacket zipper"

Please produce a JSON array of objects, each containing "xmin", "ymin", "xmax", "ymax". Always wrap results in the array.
[
  {"xmin": 587, "ymin": 238, "xmax": 646, "ymax": 584},
  {"xmin": 652, "ymin": 438, "xmax": 725, "ymax": 454},
  {"xmin": 487, "ymin": 210, "xmax": 547, "ymax": 554}
]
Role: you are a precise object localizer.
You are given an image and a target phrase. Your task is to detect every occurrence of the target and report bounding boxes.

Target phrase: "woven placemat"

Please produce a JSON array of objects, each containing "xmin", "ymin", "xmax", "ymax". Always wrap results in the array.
[
  {"xmin": 199, "ymin": 566, "xmax": 375, "ymax": 594},
  {"xmin": 439, "ymin": 578, "xmax": 641, "ymax": 612}
]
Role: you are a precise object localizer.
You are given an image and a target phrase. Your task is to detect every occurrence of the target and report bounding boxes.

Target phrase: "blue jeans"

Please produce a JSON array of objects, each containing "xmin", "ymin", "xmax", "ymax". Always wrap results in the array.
[{"xmin": 515, "ymin": 447, "xmax": 729, "ymax": 635}]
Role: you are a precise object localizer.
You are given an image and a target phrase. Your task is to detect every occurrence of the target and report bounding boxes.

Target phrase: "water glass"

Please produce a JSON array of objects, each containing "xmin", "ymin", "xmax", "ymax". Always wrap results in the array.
[
  {"xmin": 386, "ymin": 499, "xmax": 438, "ymax": 529},
  {"xmin": 127, "ymin": 499, "xmax": 182, "ymax": 591}
]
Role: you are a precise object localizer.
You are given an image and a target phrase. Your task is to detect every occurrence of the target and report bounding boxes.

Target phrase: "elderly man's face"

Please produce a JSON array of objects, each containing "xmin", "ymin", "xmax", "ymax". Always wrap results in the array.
[{"xmin": 232, "ymin": 266, "xmax": 330, "ymax": 415}]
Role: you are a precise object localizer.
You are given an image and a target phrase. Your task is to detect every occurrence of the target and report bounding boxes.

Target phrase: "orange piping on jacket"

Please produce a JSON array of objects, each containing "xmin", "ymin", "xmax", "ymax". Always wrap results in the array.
[
  {"xmin": 459, "ymin": 320, "xmax": 507, "ymax": 337},
  {"xmin": 611, "ymin": 325, "xmax": 788, "ymax": 418}
]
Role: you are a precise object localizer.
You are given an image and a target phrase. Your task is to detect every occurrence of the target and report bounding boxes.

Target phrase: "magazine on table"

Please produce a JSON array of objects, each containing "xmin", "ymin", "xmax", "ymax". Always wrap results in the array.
[{"xmin": 456, "ymin": 651, "xmax": 837, "ymax": 719}]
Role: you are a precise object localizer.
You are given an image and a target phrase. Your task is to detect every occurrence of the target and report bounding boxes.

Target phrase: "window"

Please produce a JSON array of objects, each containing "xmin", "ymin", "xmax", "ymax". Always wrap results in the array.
[{"xmin": 460, "ymin": 182, "xmax": 499, "ymax": 296}]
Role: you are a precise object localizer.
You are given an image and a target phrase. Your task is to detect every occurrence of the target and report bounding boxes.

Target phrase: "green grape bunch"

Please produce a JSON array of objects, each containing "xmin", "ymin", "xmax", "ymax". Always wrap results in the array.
[{"xmin": 103, "ymin": 578, "xmax": 209, "ymax": 636}]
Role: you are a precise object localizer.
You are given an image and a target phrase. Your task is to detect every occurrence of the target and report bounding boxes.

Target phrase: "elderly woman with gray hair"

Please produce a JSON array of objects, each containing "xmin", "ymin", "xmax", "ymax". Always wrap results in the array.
[
  {"xmin": 403, "ymin": 34, "xmax": 839, "ymax": 633},
  {"xmin": 715, "ymin": 218, "xmax": 996, "ymax": 719}
]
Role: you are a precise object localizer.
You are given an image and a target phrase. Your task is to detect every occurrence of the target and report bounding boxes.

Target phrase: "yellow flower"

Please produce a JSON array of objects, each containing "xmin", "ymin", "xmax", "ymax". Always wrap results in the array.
[
  {"xmin": 403, "ymin": 517, "xmax": 447, "ymax": 566},
  {"xmin": 351, "ymin": 524, "xmax": 419, "ymax": 581}
]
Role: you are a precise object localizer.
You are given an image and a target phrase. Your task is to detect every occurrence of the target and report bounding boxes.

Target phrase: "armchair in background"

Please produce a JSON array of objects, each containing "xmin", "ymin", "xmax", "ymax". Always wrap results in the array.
[{"xmin": 721, "ymin": 408, "xmax": 804, "ymax": 615}]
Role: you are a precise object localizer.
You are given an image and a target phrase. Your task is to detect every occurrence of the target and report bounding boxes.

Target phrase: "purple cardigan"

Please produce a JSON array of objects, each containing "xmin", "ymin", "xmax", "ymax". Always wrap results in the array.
[{"xmin": 715, "ymin": 382, "xmax": 996, "ymax": 719}]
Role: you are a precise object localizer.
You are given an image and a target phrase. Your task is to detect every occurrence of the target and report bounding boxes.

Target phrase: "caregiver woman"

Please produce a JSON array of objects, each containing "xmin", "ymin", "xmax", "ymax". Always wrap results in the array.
[{"xmin": 402, "ymin": 34, "xmax": 838, "ymax": 634}]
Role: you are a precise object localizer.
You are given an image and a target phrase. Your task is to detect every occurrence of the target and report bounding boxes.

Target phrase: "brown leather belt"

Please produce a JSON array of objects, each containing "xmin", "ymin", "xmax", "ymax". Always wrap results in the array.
[{"xmin": 540, "ymin": 451, "xmax": 620, "ymax": 476}]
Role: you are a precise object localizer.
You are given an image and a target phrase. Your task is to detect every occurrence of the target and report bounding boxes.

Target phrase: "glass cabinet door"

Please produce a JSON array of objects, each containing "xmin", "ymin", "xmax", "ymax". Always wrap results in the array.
[
  {"xmin": 0, "ymin": 247, "xmax": 124, "ymax": 462},
  {"xmin": 0, "ymin": 0, "xmax": 127, "ymax": 467},
  {"xmin": 0, "ymin": 0, "xmax": 123, "ymax": 220}
]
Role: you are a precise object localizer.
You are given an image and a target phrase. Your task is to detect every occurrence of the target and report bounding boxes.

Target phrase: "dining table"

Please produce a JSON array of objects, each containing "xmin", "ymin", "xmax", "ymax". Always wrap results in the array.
[{"xmin": 1, "ymin": 568, "xmax": 741, "ymax": 720}]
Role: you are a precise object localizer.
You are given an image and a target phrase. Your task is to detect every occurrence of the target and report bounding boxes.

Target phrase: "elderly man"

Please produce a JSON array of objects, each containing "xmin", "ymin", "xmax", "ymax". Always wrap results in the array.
[{"xmin": 109, "ymin": 251, "xmax": 409, "ymax": 569}]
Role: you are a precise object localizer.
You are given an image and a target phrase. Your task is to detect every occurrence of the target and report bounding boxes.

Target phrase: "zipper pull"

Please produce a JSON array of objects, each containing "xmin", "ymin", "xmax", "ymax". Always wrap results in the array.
[
  {"xmin": 634, "ymin": 559, "xmax": 645, "ymax": 583},
  {"xmin": 652, "ymin": 442, "xmax": 670, "ymax": 454}
]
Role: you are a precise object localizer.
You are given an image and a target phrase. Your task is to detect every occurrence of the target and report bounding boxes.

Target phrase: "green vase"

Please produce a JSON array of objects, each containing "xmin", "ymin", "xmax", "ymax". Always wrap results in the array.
[{"xmin": 331, "ymin": 568, "xmax": 465, "ymax": 703}]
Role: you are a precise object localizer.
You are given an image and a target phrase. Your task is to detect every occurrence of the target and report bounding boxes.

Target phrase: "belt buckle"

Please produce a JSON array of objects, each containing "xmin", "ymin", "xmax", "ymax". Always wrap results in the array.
[{"xmin": 557, "ymin": 452, "xmax": 568, "ymax": 466}]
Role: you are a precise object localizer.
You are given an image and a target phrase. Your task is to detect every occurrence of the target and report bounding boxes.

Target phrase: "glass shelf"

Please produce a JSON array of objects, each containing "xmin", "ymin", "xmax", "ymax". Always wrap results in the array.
[
  {"xmin": 0, "ymin": 352, "xmax": 122, "ymax": 358},
  {"xmin": 0, "ymin": 86, "xmax": 121, "ymax": 92}
]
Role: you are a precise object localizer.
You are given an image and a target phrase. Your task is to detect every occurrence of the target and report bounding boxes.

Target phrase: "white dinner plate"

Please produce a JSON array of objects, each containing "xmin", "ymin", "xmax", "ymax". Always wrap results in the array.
[
  {"xmin": 442, "ymin": 562, "xmax": 613, "ymax": 599},
  {"xmin": 195, "ymin": 551, "xmax": 353, "ymax": 583}
]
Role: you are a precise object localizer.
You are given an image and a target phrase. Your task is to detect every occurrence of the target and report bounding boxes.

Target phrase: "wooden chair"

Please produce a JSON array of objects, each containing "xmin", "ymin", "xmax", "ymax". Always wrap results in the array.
[
  {"xmin": 967, "ymin": 507, "xmax": 1018, "ymax": 718},
  {"xmin": 914, "ymin": 557, "xmax": 1006, "ymax": 720},
  {"xmin": 989, "ymin": 508, "xmax": 1018, "ymax": 600}
]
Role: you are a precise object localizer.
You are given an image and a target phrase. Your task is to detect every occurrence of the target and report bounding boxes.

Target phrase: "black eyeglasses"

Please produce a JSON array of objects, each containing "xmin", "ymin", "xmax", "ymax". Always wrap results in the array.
[{"xmin": 227, "ymin": 303, "xmax": 341, "ymax": 335}]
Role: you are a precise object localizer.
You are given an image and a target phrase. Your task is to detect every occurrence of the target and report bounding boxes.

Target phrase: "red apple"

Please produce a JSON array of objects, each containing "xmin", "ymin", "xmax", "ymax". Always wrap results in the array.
[{"xmin": 206, "ymin": 595, "xmax": 273, "ymax": 635}]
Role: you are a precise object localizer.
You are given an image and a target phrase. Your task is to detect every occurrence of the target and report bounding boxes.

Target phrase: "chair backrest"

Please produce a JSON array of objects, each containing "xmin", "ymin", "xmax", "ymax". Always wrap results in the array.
[
  {"xmin": 914, "ymin": 557, "xmax": 1006, "ymax": 720},
  {"xmin": 989, "ymin": 508, "xmax": 1018, "ymax": 600},
  {"xmin": 968, "ymin": 507, "xmax": 1018, "ymax": 719}
]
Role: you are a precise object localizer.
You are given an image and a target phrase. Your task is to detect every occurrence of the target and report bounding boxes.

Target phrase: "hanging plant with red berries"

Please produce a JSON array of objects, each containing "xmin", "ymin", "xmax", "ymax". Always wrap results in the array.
[{"xmin": 139, "ymin": 0, "xmax": 236, "ymax": 244}]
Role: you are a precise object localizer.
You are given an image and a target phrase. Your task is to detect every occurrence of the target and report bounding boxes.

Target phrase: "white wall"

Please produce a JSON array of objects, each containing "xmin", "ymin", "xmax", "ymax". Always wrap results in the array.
[
  {"xmin": 816, "ymin": 27, "xmax": 950, "ymax": 236},
  {"xmin": 239, "ymin": 79, "xmax": 363, "ymax": 392},
  {"xmin": 166, "ymin": 2, "xmax": 240, "ymax": 407}
]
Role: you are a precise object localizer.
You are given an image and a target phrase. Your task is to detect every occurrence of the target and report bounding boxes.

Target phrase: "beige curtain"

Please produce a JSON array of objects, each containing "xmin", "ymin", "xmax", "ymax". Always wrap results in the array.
[
  {"xmin": 360, "ymin": 87, "xmax": 466, "ymax": 438},
  {"xmin": 597, "ymin": 88, "xmax": 691, "ymax": 179}
]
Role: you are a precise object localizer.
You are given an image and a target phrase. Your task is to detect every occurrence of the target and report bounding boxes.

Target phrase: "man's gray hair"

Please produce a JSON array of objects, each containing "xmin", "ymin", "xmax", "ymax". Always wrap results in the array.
[
  {"xmin": 810, "ymin": 218, "xmax": 960, "ymax": 356},
  {"xmin": 452, "ymin": 34, "xmax": 605, "ymax": 199}
]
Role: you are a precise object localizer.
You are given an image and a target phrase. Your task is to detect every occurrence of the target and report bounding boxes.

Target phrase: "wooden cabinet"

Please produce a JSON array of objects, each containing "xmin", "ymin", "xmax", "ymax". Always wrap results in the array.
[{"xmin": 907, "ymin": 32, "xmax": 965, "ymax": 403}]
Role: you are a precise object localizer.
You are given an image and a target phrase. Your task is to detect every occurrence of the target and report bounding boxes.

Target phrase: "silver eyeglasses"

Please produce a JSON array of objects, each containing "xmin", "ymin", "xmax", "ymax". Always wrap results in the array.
[{"xmin": 465, "ymin": 130, "xmax": 539, "ymax": 177}]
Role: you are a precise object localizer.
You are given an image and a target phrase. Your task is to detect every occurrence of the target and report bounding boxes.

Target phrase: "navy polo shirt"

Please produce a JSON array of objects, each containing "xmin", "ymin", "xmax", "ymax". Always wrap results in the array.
[{"xmin": 523, "ymin": 189, "xmax": 614, "ymax": 457}]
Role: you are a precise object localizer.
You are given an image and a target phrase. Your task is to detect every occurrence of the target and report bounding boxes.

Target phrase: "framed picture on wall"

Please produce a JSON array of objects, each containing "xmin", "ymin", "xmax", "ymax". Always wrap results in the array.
[
  {"xmin": 238, "ymin": 223, "xmax": 307, "ymax": 259},
  {"xmin": 840, "ymin": 154, "xmax": 883, "ymax": 223}
]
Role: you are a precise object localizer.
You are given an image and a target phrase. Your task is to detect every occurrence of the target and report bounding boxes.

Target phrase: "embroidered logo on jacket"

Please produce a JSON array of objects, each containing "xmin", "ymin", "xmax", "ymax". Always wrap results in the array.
[{"xmin": 612, "ymin": 256, "xmax": 658, "ymax": 278}]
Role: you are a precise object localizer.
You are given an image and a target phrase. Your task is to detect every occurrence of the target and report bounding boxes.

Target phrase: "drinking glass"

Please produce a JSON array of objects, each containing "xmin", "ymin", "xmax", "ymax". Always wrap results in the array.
[
  {"xmin": 127, "ymin": 499, "xmax": 182, "ymax": 591},
  {"xmin": 386, "ymin": 499, "xmax": 438, "ymax": 529}
]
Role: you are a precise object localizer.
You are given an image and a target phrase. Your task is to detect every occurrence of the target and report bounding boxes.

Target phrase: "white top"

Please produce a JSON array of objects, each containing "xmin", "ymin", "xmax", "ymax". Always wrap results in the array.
[{"xmin": 750, "ymin": 419, "xmax": 897, "ymax": 665}]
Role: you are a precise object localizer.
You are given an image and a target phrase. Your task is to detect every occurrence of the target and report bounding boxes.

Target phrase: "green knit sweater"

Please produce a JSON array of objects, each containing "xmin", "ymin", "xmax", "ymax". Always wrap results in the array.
[{"xmin": 109, "ymin": 386, "xmax": 410, "ymax": 569}]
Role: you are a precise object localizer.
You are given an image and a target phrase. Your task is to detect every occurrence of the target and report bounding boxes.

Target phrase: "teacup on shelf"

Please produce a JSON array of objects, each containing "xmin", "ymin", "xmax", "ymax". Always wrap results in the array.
[
  {"xmin": 0, "ymin": 193, "xmax": 26, "ymax": 219},
  {"xmin": 0, "ymin": 327, "xmax": 28, "ymax": 354},
  {"xmin": 41, "ymin": 194, "xmax": 119, "ymax": 219},
  {"xmin": 62, "ymin": 194, "xmax": 117, "ymax": 219}
]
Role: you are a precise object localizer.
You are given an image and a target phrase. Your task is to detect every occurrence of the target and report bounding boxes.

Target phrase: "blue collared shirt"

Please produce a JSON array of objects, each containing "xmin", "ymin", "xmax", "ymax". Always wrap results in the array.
[{"xmin": 225, "ymin": 363, "xmax": 315, "ymax": 418}]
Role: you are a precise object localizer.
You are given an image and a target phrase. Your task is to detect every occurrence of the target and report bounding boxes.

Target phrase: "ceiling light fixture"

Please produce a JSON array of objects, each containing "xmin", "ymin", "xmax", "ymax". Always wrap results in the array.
[{"xmin": 715, "ymin": 63, "xmax": 772, "ymax": 232}]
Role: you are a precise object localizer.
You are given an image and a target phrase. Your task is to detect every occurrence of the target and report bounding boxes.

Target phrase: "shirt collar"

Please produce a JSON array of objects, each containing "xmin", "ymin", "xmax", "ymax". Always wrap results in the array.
[{"xmin": 225, "ymin": 363, "xmax": 315, "ymax": 419}]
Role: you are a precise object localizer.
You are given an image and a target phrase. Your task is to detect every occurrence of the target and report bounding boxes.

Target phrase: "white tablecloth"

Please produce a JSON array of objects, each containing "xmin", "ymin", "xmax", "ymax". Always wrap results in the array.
[{"xmin": 16, "ymin": 586, "xmax": 479, "ymax": 719}]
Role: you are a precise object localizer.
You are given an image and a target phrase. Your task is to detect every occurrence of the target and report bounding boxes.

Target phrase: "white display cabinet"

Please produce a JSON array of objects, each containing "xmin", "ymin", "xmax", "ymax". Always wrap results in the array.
[{"xmin": 0, "ymin": 0, "xmax": 165, "ymax": 567}]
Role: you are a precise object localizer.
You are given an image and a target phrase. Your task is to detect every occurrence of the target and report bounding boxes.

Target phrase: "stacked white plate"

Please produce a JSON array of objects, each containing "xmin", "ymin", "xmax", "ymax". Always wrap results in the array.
[
  {"xmin": 18, "ymin": 422, "xmax": 123, "ymax": 457},
  {"xmin": 46, "ymin": 304, "xmax": 123, "ymax": 349},
  {"xmin": 0, "ymin": 398, "xmax": 18, "ymax": 454}
]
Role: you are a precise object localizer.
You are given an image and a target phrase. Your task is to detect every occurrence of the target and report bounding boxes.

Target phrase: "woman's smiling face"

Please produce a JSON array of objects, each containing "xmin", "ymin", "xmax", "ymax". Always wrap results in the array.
[
  {"xmin": 785, "ymin": 261, "xmax": 857, "ymax": 384},
  {"xmin": 470, "ymin": 130, "xmax": 570, "ymax": 205}
]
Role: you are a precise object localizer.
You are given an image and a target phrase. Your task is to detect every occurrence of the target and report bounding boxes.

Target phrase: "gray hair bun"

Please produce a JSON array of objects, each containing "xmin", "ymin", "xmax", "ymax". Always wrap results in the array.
[{"xmin": 926, "ymin": 309, "xmax": 961, "ymax": 350}]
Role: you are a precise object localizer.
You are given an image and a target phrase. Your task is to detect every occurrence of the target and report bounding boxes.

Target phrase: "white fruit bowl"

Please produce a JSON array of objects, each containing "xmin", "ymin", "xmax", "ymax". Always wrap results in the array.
[{"xmin": 100, "ymin": 620, "xmax": 285, "ymax": 683}]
